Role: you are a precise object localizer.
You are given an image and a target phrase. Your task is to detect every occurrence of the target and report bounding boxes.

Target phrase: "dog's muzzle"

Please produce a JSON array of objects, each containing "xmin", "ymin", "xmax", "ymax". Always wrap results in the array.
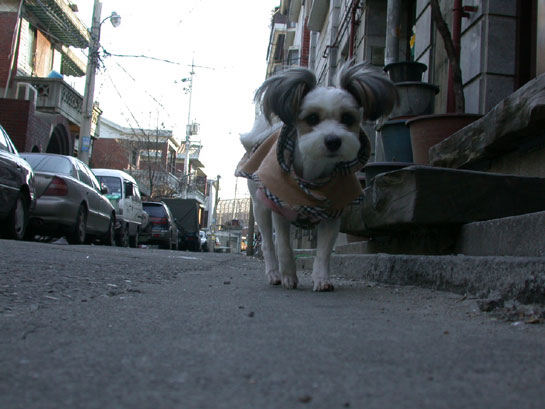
[{"xmin": 324, "ymin": 135, "xmax": 342, "ymax": 152}]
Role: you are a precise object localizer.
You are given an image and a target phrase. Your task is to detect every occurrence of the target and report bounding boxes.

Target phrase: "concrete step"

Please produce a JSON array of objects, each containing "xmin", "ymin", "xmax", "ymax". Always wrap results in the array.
[
  {"xmin": 457, "ymin": 210, "xmax": 545, "ymax": 257},
  {"xmin": 335, "ymin": 210, "xmax": 545, "ymax": 258},
  {"xmin": 296, "ymin": 253, "xmax": 545, "ymax": 304}
]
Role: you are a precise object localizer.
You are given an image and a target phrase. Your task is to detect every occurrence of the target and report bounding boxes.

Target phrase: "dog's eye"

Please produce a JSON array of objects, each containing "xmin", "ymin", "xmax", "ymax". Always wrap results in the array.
[
  {"xmin": 305, "ymin": 113, "xmax": 320, "ymax": 126},
  {"xmin": 341, "ymin": 113, "xmax": 356, "ymax": 127}
]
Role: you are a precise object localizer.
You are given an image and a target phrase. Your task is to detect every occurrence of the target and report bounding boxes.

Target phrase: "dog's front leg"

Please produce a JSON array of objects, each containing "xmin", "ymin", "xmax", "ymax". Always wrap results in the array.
[
  {"xmin": 248, "ymin": 181, "xmax": 281, "ymax": 285},
  {"xmin": 272, "ymin": 212, "xmax": 298, "ymax": 289},
  {"xmin": 312, "ymin": 217, "xmax": 341, "ymax": 292}
]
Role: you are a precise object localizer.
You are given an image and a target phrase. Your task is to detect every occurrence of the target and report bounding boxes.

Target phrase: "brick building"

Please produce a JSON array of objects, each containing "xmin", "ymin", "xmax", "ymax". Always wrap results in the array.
[
  {"xmin": 91, "ymin": 117, "xmax": 208, "ymax": 202},
  {"xmin": 0, "ymin": 0, "xmax": 96, "ymax": 156}
]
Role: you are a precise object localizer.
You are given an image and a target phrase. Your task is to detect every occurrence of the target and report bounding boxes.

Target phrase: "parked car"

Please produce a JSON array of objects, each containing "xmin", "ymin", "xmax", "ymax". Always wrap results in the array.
[
  {"xmin": 140, "ymin": 201, "xmax": 178, "ymax": 250},
  {"xmin": 200, "ymin": 230, "xmax": 209, "ymax": 252},
  {"xmin": 19, "ymin": 153, "xmax": 115, "ymax": 245},
  {"xmin": 0, "ymin": 124, "xmax": 36, "ymax": 240},
  {"xmin": 93, "ymin": 169, "xmax": 143, "ymax": 248}
]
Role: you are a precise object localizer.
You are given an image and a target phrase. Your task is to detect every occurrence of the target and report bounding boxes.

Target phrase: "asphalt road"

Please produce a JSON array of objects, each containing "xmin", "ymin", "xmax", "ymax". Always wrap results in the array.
[{"xmin": 1, "ymin": 239, "xmax": 545, "ymax": 409}]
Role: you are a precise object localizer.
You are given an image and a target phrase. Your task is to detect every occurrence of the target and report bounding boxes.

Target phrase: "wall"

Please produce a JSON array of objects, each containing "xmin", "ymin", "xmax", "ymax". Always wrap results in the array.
[
  {"xmin": 91, "ymin": 138, "xmax": 129, "ymax": 170},
  {"xmin": 460, "ymin": 0, "xmax": 518, "ymax": 113},
  {"xmin": 0, "ymin": 98, "xmax": 50, "ymax": 152},
  {"xmin": 0, "ymin": 12, "xmax": 18, "ymax": 89},
  {"xmin": 414, "ymin": 0, "xmax": 518, "ymax": 115}
]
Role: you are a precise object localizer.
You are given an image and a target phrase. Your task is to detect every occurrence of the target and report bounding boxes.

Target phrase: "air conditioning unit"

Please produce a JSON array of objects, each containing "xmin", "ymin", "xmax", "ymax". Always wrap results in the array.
[
  {"xmin": 16, "ymin": 82, "xmax": 37, "ymax": 105},
  {"xmin": 186, "ymin": 122, "xmax": 200, "ymax": 136}
]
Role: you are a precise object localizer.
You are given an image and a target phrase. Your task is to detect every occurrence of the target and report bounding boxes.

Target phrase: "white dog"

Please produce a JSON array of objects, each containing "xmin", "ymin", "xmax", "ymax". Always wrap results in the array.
[{"xmin": 236, "ymin": 63, "xmax": 396, "ymax": 291}]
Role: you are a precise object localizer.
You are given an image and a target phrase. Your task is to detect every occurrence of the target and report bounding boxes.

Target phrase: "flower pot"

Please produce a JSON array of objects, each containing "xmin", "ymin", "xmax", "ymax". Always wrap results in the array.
[
  {"xmin": 389, "ymin": 82, "xmax": 439, "ymax": 118},
  {"xmin": 363, "ymin": 161, "xmax": 413, "ymax": 183},
  {"xmin": 378, "ymin": 118, "xmax": 414, "ymax": 162},
  {"xmin": 406, "ymin": 113, "xmax": 482, "ymax": 164},
  {"xmin": 384, "ymin": 61, "xmax": 428, "ymax": 83}
]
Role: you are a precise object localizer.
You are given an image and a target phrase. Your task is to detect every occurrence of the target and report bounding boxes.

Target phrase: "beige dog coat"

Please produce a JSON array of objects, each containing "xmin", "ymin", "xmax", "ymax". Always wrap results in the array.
[{"xmin": 236, "ymin": 125, "xmax": 368, "ymax": 228}]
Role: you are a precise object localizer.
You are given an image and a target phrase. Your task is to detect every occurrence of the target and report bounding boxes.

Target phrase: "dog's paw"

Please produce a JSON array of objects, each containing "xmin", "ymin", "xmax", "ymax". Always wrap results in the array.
[
  {"xmin": 281, "ymin": 275, "xmax": 298, "ymax": 290},
  {"xmin": 266, "ymin": 270, "xmax": 282, "ymax": 286},
  {"xmin": 313, "ymin": 280, "xmax": 334, "ymax": 292}
]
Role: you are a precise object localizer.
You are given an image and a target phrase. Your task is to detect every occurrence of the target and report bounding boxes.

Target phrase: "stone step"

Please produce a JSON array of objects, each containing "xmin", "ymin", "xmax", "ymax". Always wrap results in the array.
[
  {"xmin": 457, "ymin": 210, "xmax": 545, "ymax": 257},
  {"xmin": 336, "ymin": 210, "xmax": 545, "ymax": 258},
  {"xmin": 296, "ymin": 253, "xmax": 545, "ymax": 304},
  {"xmin": 362, "ymin": 165, "xmax": 545, "ymax": 231},
  {"xmin": 334, "ymin": 241, "xmax": 369, "ymax": 254}
]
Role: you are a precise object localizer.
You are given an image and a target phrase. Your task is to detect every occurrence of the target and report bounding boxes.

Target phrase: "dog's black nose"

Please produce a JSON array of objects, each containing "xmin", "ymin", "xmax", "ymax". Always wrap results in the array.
[{"xmin": 324, "ymin": 135, "xmax": 342, "ymax": 152}]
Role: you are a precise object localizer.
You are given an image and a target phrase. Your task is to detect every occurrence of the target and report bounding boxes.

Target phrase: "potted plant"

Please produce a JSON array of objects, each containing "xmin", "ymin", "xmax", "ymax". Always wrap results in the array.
[{"xmin": 406, "ymin": 0, "xmax": 481, "ymax": 164}]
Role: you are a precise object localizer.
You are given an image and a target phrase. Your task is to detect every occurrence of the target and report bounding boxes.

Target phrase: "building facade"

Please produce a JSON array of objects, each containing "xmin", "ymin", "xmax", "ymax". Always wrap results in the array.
[
  {"xmin": 0, "ymin": 0, "xmax": 99, "ymax": 156},
  {"xmin": 91, "ymin": 117, "xmax": 209, "ymax": 204}
]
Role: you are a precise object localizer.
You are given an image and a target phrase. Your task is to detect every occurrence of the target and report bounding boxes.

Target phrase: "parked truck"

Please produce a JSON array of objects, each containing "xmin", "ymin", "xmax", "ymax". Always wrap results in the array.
[{"xmin": 161, "ymin": 198, "xmax": 201, "ymax": 251}]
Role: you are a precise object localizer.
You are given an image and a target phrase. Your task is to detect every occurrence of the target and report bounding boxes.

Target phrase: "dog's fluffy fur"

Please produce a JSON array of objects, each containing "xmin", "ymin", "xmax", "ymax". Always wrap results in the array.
[{"xmin": 240, "ymin": 63, "xmax": 396, "ymax": 291}]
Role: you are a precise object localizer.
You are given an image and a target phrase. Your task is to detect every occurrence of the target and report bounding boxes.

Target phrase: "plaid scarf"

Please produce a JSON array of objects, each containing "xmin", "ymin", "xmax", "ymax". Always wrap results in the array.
[{"xmin": 236, "ymin": 125, "xmax": 368, "ymax": 228}]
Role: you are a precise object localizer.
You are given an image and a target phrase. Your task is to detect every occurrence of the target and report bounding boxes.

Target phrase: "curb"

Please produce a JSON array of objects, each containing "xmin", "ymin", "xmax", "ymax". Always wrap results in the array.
[{"xmin": 296, "ymin": 254, "xmax": 545, "ymax": 304}]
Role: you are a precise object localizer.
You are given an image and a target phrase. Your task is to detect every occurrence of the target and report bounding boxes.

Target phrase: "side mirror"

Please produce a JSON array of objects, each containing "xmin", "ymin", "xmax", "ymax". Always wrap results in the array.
[{"xmin": 101, "ymin": 183, "xmax": 109, "ymax": 194}]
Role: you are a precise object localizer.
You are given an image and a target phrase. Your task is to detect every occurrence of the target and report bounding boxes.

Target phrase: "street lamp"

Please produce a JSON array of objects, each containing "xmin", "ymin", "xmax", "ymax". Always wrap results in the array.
[{"xmin": 77, "ymin": 1, "xmax": 121, "ymax": 164}]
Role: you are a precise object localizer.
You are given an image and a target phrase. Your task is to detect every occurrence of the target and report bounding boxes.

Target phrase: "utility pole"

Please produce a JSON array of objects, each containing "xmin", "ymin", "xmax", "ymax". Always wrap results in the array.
[
  {"xmin": 78, "ymin": 0, "xmax": 102, "ymax": 164},
  {"xmin": 183, "ymin": 60, "xmax": 196, "ymax": 198},
  {"xmin": 78, "ymin": 1, "xmax": 120, "ymax": 164}
]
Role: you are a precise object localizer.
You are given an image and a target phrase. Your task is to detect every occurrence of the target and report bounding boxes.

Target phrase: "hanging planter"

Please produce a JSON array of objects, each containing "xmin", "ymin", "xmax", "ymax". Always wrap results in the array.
[
  {"xmin": 384, "ymin": 61, "xmax": 428, "ymax": 83},
  {"xmin": 406, "ymin": 113, "xmax": 482, "ymax": 164}
]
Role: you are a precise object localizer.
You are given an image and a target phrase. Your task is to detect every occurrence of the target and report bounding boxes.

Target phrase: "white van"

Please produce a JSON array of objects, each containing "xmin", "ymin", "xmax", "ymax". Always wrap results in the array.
[{"xmin": 93, "ymin": 169, "xmax": 143, "ymax": 247}]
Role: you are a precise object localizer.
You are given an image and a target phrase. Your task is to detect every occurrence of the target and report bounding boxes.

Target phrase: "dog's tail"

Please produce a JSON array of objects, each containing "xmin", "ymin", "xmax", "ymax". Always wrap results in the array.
[{"xmin": 240, "ymin": 114, "xmax": 282, "ymax": 152}]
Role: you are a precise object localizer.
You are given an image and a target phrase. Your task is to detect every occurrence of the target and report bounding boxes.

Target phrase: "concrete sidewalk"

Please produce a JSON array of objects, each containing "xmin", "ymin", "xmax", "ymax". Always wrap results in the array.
[{"xmin": 297, "ymin": 253, "xmax": 545, "ymax": 304}]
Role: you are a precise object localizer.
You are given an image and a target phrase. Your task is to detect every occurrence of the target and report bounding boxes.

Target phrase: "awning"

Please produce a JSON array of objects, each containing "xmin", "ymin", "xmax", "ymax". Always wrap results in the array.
[
  {"xmin": 24, "ymin": 0, "xmax": 90, "ymax": 48},
  {"xmin": 60, "ymin": 46, "xmax": 86, "ymax": 76}
]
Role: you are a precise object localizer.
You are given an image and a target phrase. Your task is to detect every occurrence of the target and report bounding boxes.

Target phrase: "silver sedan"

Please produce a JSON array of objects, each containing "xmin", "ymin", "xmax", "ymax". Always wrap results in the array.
[{"xmin": 19, "ymin": 153, "xmax": 115, "ymax": 245}]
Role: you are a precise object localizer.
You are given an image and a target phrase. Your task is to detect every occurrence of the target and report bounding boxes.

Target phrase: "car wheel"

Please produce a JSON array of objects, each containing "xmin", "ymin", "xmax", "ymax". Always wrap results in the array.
[
  {"xmin": 129, "ymin": 228, "xmax": 139, "ymax": 248},
  {"xmin": 116, "ymin": 224, "xmax": 129, "ymax": 247},
  {"xmin": 68, "ymin": 205, "xmax": 87, "ymax": 245},
  {"xmin": 101, "ymin": 215, "xmax": 115, "ymax": 246},
  {"xmin": 5, "ymin": 192, "xmax": 28, "ymax": 240}
]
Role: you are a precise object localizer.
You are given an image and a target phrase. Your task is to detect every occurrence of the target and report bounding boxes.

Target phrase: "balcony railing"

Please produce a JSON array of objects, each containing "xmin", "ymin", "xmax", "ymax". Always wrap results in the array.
[{"xmin": 13, "ymin": 76, "xmax": 83, "ymax": 125}]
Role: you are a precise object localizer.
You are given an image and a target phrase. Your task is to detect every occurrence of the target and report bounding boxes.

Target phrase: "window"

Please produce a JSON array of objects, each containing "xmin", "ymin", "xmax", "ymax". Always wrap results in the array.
[
  {"xmin": 97, "ymin": 176, "xmax": 122, "ymax": 196},
  {"xmin": 287, "ymin": 49, "xmax": 299, "ymax": 66},
  {"xmin": 75, "ymin": 161, "xmax": 92, "ymax": 186},
  {"xmin": 81, "ymin": 163, "xmax": 102, "ymax": 191},
  {"xmin": 130, "ymin": 148, "xmax": 139, "ymax": 167},
  {"xmin": 23, "ymin": 154, "xmax": 75, "ymax": 176},
  {"xmin": 0, "ymin": 127, "xmax": 9, "ymax": 151}
]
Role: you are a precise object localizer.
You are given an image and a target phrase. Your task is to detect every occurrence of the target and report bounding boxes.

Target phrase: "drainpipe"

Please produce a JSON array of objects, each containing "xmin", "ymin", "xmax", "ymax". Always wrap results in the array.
[
  {"xmin": 3, "ymin": 0, "xmax": 24, "ymax": 98},
  {"xmin": 447, "ymin": 0, "xmax": 463, "ymax": 112},
  {"xmin": 349, "ymin": 0, "xmax": 358, "ymax": 59},
  {"xmin": 327, "ymin": 0, "xmax": 342, "ymax": 85},
  {"xmin": 385, "ymin": 0, "xmax": 402, "ymax": 65}
]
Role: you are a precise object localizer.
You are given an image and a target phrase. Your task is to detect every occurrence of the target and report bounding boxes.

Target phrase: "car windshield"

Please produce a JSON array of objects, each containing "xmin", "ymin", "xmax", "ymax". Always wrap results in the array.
[
  {"xmin": 97, "ymin": 176, "xmax": 122, "ymax": 197},
  {"xmin": 143, "ymin": 204, "xmax": 166, "ymax": 218},
  {"xmin": 21, "ymin": 155, "xmax": 74, "ymax": 176}
]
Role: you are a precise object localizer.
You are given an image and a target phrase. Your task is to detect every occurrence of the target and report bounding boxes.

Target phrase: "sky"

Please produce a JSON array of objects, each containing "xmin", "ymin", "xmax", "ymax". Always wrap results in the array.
[{"xmin": 72, "ymin": 0, "xmax": 280, "ymax": 200}]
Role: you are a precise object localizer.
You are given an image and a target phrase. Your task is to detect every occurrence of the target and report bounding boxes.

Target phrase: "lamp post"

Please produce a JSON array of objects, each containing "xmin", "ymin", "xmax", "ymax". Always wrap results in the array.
[
  {"xmin": 180, "ymin": 60, "xmax": 198, "ymax": 198},
  {"xmin": 78, "ymin": 0, "xmax": 121, "ymax": 164}
]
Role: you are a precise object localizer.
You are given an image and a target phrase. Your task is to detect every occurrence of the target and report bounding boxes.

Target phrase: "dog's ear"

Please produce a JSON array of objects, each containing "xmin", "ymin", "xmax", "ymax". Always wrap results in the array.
[
  {"xmin": 357, "ymin": 127, "xmax": 372, "ymax": 166},
  {"xmin": 339, "ymin": 63, "xmax": 397, "ymax": 121},
  {"xmin": 254, "ymin": 68, "xmax": 317, "ymax": 126}
]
